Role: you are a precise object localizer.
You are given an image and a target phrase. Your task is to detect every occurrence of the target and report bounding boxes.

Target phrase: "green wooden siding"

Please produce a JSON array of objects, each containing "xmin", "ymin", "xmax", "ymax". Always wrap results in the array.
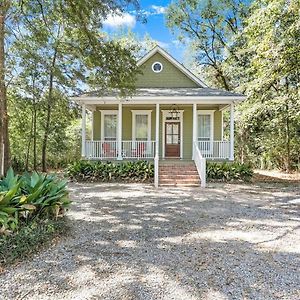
[
  {"xmin": 92, "ymin": 105, "xmax": 223, "ymax": 159},
  {"xmin": 136, "ymin": 53, "xmax": 199, "ymax": 88}
]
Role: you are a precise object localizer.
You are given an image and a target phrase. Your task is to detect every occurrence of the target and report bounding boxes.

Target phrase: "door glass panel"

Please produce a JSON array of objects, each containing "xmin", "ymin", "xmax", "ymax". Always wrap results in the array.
[
  {"xmin": 167, "ymin": 135, "xmax": 172, "ymax": 144},
  {"xmin": 173, "ymin": 135, "xmax": 179, "ymax": 144},
  {"xmin": 173, "ymin": 124, "xmax": 179, "ymax": 134},
  {"xmin": 167, "ymin": 124, "xmax": 172, "ymax": 134}
]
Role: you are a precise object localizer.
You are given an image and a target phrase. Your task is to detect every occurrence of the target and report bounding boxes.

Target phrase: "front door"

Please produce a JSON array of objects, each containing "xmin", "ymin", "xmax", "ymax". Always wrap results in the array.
[{"xmin": 165, "ymin": 122, "xmax": 180, "ymax": 157}]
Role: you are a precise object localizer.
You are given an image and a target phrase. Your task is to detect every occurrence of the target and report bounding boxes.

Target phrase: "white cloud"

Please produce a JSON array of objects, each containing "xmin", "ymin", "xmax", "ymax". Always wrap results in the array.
[
  {"xmin": 141, "ymin": 5, "xmax": 167, "ymax": 16},
  {"xmin": 103, "ymin": 12, "xmax": 136, "ymax": 29},
  {"xmin": 150, "ymin": 5, "xmax": 167, "ymax": 15}
]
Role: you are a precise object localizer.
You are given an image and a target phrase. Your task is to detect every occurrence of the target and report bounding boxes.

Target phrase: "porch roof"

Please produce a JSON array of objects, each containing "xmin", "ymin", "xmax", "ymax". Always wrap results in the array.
[{"xmin": 72, "ymin": 88, "xmax": 246, "ymax": 104}]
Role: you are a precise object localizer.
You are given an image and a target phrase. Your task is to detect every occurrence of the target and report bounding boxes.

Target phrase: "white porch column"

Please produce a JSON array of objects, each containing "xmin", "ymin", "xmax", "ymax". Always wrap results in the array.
[
  {"xmin": 117, "ymin": 102, "xmax": 123, "ymax": 160},
  {"xmin": 154, "ymin": 104, "xmax": 160, "ymax": 188},
  {"xmin": 91, "ymin": 109, "xmax": 94, "ymax": 141},
  {"xmin": 192, "ymin": 103, "xmax": 197, "ymax": 159},
  {"xmin": 81, "ymin": 104, "xmax": 86, "ymax": 157},
  {"xmin": 229, "ymin": 102, "xmax": 234, "ymax": 160}
]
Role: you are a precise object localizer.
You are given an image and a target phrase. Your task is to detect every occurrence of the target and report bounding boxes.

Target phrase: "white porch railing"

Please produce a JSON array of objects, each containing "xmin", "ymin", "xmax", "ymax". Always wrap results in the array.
[
  {"xmin": 193, "ymin": 142, "xmax": 206, "ymax": 188},
  {"xmin": 198, "ymin": 140, "xmax": 230, "ymax": 159},
  {"xmin": 122, "ymin": 141, "xmax": 155, "ymax": 159},
  {"xmin": 85, "ymin": 140, "xmax": 155, "ymax": 159},
  {"xmin": 85, "ymin": 140, "xmax": 118, "ymax": 159}
]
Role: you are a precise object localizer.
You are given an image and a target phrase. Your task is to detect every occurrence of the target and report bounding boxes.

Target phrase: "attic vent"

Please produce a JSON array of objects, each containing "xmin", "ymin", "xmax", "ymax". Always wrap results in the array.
[{"xmin": 152, "ymin": 62, "xmax": 163, "ymax": 73}]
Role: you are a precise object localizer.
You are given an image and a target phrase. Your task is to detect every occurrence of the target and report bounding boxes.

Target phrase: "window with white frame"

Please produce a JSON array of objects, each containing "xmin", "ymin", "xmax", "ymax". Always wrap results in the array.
[
  {"xmin": 198, "ymin": 114, "xmax": 211, "ymax": 141},
  {"xmin": 132, "ymin": 111, "xmax": 152, "ymax": 141},
  {"xmin": 101, "ymin": 111, "xmax": 117, "ymax": 140},
  {"xmin": 197, "ymin": 111, "xmax": 214, "ymax": 153}
]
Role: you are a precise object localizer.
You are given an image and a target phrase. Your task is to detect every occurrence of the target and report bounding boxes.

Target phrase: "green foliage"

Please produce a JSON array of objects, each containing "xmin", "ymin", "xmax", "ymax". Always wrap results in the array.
[
  {"xmin": 8, "ymin": 91, "xmax": 81, "ymax": 171},
  {"xmin": 230, "ymin": 0, "xmax": 300, "ymax": 171},
  {"xmin": 0, "ymin": 168, "xmax": 70, "ymax": 234},
  {"xmin": 166, "ymin": 0, "xmax": 300, "ymax": 171},
  {"xmin": 206, "ymin": 162, "xmax": 253, "ymax": 182},
  {"xmin": 0, "ymin": 218, "xmax": 69, "ymax": 267},
  {"xmin": 67, "ymin": 160, "xmax": 154, "ymax": 182}
]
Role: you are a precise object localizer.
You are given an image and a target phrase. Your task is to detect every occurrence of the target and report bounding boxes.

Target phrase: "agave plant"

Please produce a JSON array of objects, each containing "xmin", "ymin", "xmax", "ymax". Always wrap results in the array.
[{"xmin": 0, "ymin": 168, "xmax": 70, "ymax": 234}]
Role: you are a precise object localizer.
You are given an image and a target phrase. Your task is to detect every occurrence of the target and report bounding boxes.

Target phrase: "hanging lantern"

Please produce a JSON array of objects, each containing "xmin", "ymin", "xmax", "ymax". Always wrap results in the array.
[{"xmin": 168, "ymin": 104, "xmax": 180, "ymax": 120}]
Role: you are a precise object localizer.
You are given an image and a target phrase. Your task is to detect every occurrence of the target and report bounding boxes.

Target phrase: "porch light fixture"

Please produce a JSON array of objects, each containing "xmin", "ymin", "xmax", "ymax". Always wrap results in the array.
[{"xmin": 168, "ymin": 104, "xmax": 180, "ymax": 120}]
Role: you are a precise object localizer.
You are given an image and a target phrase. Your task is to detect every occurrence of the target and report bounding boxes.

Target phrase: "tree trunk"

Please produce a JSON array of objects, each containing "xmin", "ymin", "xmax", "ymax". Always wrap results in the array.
[
  {"xmin": 25, "ymin": 111, "xmax": 34, "ymax": 170},
  {"xmin": 0, "ymin": 1, "xmax": 10, "ymax": 175},
  {"xmin": 41, "ymin": 48, "xmax": 58, "ymax": 172},
  {"xmin": 285, "ymin": 101, "xmax": 291, "ymax": 172},
  {"xmin": 33, "ymin": 99, "xmax": 37, "ymax": 170}
]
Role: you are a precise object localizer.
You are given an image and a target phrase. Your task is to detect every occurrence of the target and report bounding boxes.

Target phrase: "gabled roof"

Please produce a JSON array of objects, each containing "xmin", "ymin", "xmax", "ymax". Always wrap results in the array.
[{"xmin": 137, "ymin": 45, "xmax": 208, "ymax": 88}]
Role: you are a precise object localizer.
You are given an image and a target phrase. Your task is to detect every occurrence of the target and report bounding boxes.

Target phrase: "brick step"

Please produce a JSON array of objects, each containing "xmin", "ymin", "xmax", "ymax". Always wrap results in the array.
[
  {"xmin": 158, "ymin": 162, "xmax": 201, "ymax": 187},
  {"xmin": 159, "ymin": 171, "xmax": 199, "ymax": 175},
  {"xmin": 159, "ymin": 175, "xmax": 200, "ymax": 180},
  {"xmin": 160, "ymin": 178, "xmax": 200, "ymax": 183},
  {"xmin": 160, "ymin": 183, "xmax": 200, "ymax": 187},
  {"xmin": 159, "ymin": 168, "xmax": 197, "ymax": 172},
  {"xmin": 160, "ymin": 179, "xmax": 200, "ymax": 183}
]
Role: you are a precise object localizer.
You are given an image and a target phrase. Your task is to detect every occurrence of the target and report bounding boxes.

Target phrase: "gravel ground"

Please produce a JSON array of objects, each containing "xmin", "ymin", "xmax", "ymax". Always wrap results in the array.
[{"xmin": 0, "ymin": 182, "xmax": 300, "ymax": 300}]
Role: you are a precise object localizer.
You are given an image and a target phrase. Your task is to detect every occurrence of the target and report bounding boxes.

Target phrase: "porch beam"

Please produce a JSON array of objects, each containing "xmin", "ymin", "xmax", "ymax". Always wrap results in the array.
[
  {"xmin": 229, "ymin": 102, "xmax": 234, "ymax": 160},
  {"xmin": 154, "ymin": 103, "xmax": 160, "ymax": 188},
  {"xmin": 117, "ymin": 102, "xmax": 123, "ymax": 160},
  {"xmin": 81, "ymin": 104, "xmax": 86, "ymax": 157},
  {"xmin": 192, "ymin": 103, "xmax": 197, "ymax": 159}
]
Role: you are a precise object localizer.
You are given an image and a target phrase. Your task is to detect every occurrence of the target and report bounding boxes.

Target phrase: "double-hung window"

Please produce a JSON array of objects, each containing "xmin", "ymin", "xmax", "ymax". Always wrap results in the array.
[
  {"xmin": 198, "ymin": 111, "xmax": 214, "ymax": 153},
  {"xmin": 101, "ymin": 111, "xmax": 117, "ymax": 141},
  {"xmin": 132, "ymin": 111, "xmax": 152, "ymax": 141}
]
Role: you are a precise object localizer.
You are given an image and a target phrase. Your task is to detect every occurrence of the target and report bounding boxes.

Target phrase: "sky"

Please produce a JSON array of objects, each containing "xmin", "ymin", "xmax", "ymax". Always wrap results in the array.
[{"xmin": 103, "ymin": 0, "xmax": 186, "ymax": 61}]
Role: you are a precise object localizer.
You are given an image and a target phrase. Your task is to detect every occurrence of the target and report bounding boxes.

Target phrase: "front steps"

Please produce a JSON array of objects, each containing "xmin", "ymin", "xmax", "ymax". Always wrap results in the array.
[{"xmin": 159, "ymin": 161, "xmax": 201, "ymax": 187}]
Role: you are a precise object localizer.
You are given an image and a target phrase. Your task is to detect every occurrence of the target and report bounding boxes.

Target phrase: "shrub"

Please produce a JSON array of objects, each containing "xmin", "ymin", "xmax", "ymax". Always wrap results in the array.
[
  {"xmin": 0, "ymin": 168, "xmax": 70, "ymax": 234},
  {"xmin": 206, "ymin": 162, "xmax": 253, "ymax": 182},
  {"xmin": 0, "ymin": 218, "xmax": 69, "ymax": 267},
  {"xmin": 67, "ymin": 160, "xmax": 154, "ymax": 182}
]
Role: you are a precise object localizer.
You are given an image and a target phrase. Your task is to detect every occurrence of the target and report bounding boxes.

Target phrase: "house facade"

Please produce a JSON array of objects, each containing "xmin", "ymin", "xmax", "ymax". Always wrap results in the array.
[{"xmin": 72, "ymin": 46, "xmax": 245, "ymax": 187}]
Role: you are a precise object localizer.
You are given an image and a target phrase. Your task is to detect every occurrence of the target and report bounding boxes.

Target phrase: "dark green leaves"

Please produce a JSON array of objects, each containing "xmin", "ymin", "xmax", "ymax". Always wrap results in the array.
[{"xmin": 67, "ymin": 160, "xmax": 154, "ymax": 182}]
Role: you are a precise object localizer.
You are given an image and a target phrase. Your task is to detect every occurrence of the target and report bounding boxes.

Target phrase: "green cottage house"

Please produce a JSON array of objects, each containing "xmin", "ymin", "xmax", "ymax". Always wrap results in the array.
[{"xmin": 72, "ymin": 46, "xmax": 246, "ymax": 187}]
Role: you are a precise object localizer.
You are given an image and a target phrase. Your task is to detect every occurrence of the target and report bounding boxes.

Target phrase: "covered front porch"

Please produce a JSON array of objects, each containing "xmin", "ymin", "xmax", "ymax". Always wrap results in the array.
[{"xmin": 80, "ymin": 102, "xmax": 235, "ymax": 161}]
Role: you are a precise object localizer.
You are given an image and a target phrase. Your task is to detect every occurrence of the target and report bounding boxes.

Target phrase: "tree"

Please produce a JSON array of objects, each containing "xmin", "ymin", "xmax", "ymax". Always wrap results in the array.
[
  {"xmin": 230, "ymin": 0, "xmax": 300, "ymax": 171},
  {"xmin": 166, "ymin": 0, "xmax": 249, "ymax": 90},
  {"xmin": 0, "ymin": 0, "xmax": 10, "ymax": 175},
  {"xmin": 2, "ymin": 0, "xmax": 140, "ymax": 173}
]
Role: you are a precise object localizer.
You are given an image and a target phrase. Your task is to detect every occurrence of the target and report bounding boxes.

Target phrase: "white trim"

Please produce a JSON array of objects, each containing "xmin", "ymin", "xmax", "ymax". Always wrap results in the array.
[
  {"xmin": 72, "ymin": 97, "xmax": 245, "ymax": 105},
  {"xmin": 192, "ymin": 104, "xmax": 197, "ymax": 159},
  {"xmin": 137, "ymin": 45, "xmax": 208, "ymax": 87},
  {"xmin": 152, "ymin": 61, "xmax": 163, "ymax": 73},
  {"xmin": 162, "ymin": 110, "xmax": 184, "ymax": 159},
  {"xmin": 230, "ymin": 103, "xmax": 234, "ymax": 160},
  {"xmin": 117, "ymin": 103, "xmax": 122, "ymax": 160},
  {"xmin": 197, "ymin": 110, "xmax": 215, "ymax": 154},
  {"xmin": 221, "ymin": 111, "xmax": 224, "ymax": 141},
  {"xmin": 100, "ymin": 110, "xmax": 118, "ymax": 140},
  {"xmin": 81, "ymin": 104, "xmax": 86, "ymax": 157},
  {"xmin": 91, "ymin": 110, "xmax": 94, "ymax": 141},
  {"xmin": 154, "ymin": 104, "xmax": 160, "ymax": 188},
  {"xmin": 131, "ymin": 110, "xmax": 152, "ymax": 141}
]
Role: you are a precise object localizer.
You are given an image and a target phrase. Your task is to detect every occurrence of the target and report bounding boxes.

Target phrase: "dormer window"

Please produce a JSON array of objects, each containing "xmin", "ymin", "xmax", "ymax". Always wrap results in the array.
[{"xmin": 152, "ymin": 62, "xmax": 163, "ymax": 73}]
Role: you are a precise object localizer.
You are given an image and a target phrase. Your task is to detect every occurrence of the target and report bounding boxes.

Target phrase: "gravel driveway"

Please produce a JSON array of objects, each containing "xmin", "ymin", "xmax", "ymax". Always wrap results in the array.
[{"xmin": 1, "ymin": 182, "xmax": 300, "ymax": 300}]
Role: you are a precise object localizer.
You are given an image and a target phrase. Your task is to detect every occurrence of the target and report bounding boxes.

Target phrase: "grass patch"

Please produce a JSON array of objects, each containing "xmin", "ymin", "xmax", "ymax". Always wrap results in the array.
[{"xmin": 0, "ymin": 217, "xmax": 69, "ymax": 268}]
